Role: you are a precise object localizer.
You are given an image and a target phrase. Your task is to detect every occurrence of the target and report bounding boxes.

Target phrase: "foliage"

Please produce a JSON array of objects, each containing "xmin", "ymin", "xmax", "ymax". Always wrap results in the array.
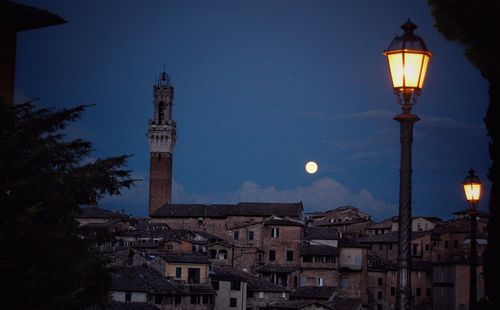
[
  {"xmin": 0, "ymin": 101, "xmax": 135, "ymax": 309},
  {"xmin": 427, "ymin": 0, "xmax": 500, "ymax": 307}
]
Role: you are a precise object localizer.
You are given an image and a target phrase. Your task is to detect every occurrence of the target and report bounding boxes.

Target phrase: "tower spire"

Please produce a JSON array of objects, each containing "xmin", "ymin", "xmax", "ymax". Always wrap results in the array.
[{"xmin": 147, "ymin": 67, "xmax": 176, "ymax": 216}]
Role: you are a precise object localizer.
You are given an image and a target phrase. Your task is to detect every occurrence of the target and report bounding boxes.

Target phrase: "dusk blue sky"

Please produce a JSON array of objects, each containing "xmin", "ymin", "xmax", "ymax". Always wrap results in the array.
[{"xmin": 15, "ymin": 1, "xmax": 490, "ymax": 221}]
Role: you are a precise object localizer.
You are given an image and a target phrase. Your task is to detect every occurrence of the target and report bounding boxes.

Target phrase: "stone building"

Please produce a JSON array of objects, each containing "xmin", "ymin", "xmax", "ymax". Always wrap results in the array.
[
  {"xmin": 210, "ymin": 267, "xmax": 248, "ymax": 310},
  {"xmin": 300, "ymin": 244, "xmax": 339, "ymax": 287},
  {"xmin": 337, "ymin": 241, "xmax": 369, "ymax": 304},
  {"xmin": 150, "ymin": 202, "xmax": 303, "ymax": 239},
  {"xmin": 305, "ymin": 206, "xmax": 372, "ymax": 235},
  {"xmin": 109, "ymin": 265, "xmax": 215, "ymax": 309}
]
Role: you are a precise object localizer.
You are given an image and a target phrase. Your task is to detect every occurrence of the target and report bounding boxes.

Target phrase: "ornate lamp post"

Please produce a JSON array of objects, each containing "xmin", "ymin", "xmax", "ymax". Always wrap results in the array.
[
  {"xmin": 383, "ymin": 20, "xmax": 431, "ymax": 310},
  {"xmin": 463, "ymin": 169, "xmax": 482, "ymax": 310}
]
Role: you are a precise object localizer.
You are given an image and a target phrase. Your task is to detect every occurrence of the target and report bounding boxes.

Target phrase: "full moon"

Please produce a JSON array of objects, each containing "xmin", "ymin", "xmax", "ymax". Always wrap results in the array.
[{"xmin": 305, "ymin": 161, "xmax": 318, "ymax": 174}]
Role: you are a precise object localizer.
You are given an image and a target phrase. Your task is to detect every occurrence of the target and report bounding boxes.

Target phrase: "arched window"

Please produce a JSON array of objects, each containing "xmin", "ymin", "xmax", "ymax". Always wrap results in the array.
[
  {"xmin": 158, "ymin": 102, "xmax": 165, "ymax": 123},
  {"xmin": 218, "ymin": 249, "xmax": 228, "ymax": 260}
]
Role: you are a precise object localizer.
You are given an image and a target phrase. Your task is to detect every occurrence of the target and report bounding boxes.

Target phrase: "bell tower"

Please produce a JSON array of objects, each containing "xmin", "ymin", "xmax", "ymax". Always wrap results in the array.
[{"xmin": 148, "ymin": 68, "xmax": 176, "ymax": 216}]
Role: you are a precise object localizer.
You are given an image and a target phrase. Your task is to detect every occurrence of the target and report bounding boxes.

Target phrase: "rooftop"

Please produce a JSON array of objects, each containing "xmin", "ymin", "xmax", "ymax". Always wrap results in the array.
[
  {"xmin": 110, "ymin": 266, "xmax": 182, "ymax": 294},
  {"xmin": 290, "ymin": 286, "xmax": 336, "ymax": 300},
  {"xmin": 152, "ymin": 202, "xmax": 303, "ymax": 218},
  {"xmin": 77, "ymin": 206, "xmax": 130, "ymax": 219}
]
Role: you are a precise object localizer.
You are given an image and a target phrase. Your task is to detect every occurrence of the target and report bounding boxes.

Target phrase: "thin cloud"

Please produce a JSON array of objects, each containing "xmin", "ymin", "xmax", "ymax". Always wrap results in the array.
[{"xmin": 173, "ymin": 177, "xmax": 395, "ymax": 219}]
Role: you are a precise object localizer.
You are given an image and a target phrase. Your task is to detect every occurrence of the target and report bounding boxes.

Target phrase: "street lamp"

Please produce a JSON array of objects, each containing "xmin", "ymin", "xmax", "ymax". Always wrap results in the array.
[
  {"xmin": 383, "ymin": 19, "xmax": 431, "ymax": 310},
  {"xmin": 463, "ymin": 169, "xmax": 482, "ymax": 310}
]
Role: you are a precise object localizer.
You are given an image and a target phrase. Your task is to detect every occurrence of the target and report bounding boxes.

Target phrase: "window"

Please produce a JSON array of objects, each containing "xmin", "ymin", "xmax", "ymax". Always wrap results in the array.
[
  {"xmin": 287, "ymin": 250, "xmax": 294, "ymax": 261},
  {"xmin": 218, "ymin": 249, "xmax": 228, "ymax": 260},
  {"xmin": 230, "ymin": 298, "xmax": 237, "ymax": 308},
  {"xmin": 209, "ymin": 249, "xmax": 217, "ymax": 259},
  {"xmin": 175, "ymin": 296, "xmax": 181, "ymax": 304},
  {"xmin": 412, "ymin": 243, "xmax": 418, "ymax": 256},
  {"xmin": 425, "ymin": 244, "xmax": 429, "ymax": 251},
  {"xmin": 258, "ymin": 253, "xmax": 263, "ymax": 262},
  {"xmin": 377, "ymin": 291, "xmax": 383, "ymax": 299},
  {"xmin": 426, "ymin": 288, "xmax": 432, "ymax": 297},
  {"xmin": 378, "ymin": 278, "xmax": 383, "ymax": 286},
  {"xmin": 248, "ymin": 291, "xmax": 254, "ymax": 298},
  {"xmin": 444, "ymin": 241, "xmax": 448, "ymax": 248},
  {"xmin": 340, "ymin": 276, "xmax": 348, "ymax": 289},
  {"xmin": 231, "ymin": 281, "xmax": 241, "ymax": 291},
  {"xmin": 317, "ymin": 278, "xmax": 324, "ymax": 286},
  {"xmin": 269, "ymin": 250, "xmax": 276, "ymax": 261},
  {"xmin": 188, "ymin": 268, "xmax": 201, "ymax": 284},
  {"xmin": 391, "ymin": 287, "xmax": 395, "ymax": 296},
  {"xmin": 272, "ymin": 227, "xmax": 280, "ymax": 238},
  {"xmin": 234, "ymin": 231, "xmax": 239, "ymax": 240},
  {"xmin": 154, "ymin": 295, "xmax": 162, "ymax": 304},
  {"xmin": 379, "ymin": 243, "xmax": 383, "ymax": 250},
  {"xmin": 191, "ymin": 296, "xmax": 200, "ymax": 304},
  {"xmin": 389, "ymin": 243, "xmax": 393, "ymax": 250},
  {"xmin": 377, "ymin": 304, "xmax": 383, "ymax": 310},
  {"xmin": 248, "ymin": 231, "xmax": 254, "ymax": 241},
  {"xmin": 175, "ymin": 267, "xmax": 182, "ymax": 278},
  {"xmin": 212, "ymin": 281, "xmax": 219, "ymax": 290},
  {"xmin": 125, "ymin": 292, "xmax": 131, "ymax": 302},
  {"xmin": 454, "ymin": 240, "xmax": 458, "ymax": 248},
  {"xmin": 416, "ymin": 287, "xmax": 421, "ymax": 297}
]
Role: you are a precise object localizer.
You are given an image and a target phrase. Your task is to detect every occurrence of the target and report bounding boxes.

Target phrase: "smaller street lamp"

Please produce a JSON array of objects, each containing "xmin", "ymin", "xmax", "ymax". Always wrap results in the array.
[{"xmin": 463, "ymin": 169, "xmax": 482, "ymax": 310}]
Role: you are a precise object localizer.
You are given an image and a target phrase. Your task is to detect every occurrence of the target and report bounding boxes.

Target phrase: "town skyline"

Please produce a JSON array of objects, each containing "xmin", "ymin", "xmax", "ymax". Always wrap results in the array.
[{"xmin": 14, "ymin": 0, "xmax": 490, "ymax": 221}]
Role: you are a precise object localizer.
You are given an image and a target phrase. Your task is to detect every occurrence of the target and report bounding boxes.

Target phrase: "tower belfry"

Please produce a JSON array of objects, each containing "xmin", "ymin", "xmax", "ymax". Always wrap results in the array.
[{"xmin": 148, "ymin": 68, "xmax": 176, "ymax": 216}]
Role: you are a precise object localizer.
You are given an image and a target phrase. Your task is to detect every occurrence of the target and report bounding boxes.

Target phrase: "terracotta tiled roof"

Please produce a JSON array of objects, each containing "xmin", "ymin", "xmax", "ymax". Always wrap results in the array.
[
  {"xmin": 104, "ymin": 301, "xmax": 160, "ymax": 310},
  {"xmin": 263, "ymin": 217, "xmax": 304, "ymax": 226},
  {"xmin": 265, "ymin": 299, "xmax": 334, "ymax": 309},
  {"xmin": 329, "ymin": 297, "xmax": 363, "ymax": 310},
  {"xmin": 290, "ymin": 286, "xmax": 336, "ymax": 300},
  {"xmin": 159, "ymin": 253, "xmax": 209, "ymax": 264},
  {"xmin": 304, "ymin": 227, "xmax": 340, "ymax": 240},
  {"xmin": 110, "ymin": 266, "xmax": 182, "ymax": 294},
  {"xmin": 152, "ymin": 202, "xmax": 303, "ymax": 218},
  {"xmin": 211, "ymin": 266, "xmax": 290, "ymax": 292}
]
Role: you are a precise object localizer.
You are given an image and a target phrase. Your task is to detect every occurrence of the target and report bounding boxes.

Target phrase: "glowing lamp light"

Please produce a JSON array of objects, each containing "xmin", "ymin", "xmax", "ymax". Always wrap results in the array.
[
  {"xmin": 384, "ymin": 20, "xmax": 432, "ymax": 94},
  {"xmin": 463, "ymin": 169, "xmax": 481, "ymax": 206}
]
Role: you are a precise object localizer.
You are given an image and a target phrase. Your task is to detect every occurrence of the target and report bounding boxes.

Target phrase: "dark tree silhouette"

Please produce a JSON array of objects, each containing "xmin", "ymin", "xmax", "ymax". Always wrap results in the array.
[
  {"xmin": 0, "ymin": 101, "xmax": 135, "ymax": 309},
  {"xmin": 427, "ymin": 0, "xmax": 500, "ymax": 307}
]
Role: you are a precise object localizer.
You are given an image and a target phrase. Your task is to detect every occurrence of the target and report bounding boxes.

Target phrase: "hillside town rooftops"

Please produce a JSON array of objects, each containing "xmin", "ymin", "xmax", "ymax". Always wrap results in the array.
[
  {"xmin": 77, "ymin": 205, "xmax": 130, "ymax": 219},
  {"xmin": 152, "ymin": 202, "xmax": 303, "ymax": 218},
  {"xmin": 304, "ymin": 226, "xmax": 340, "ymax": 240}
]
